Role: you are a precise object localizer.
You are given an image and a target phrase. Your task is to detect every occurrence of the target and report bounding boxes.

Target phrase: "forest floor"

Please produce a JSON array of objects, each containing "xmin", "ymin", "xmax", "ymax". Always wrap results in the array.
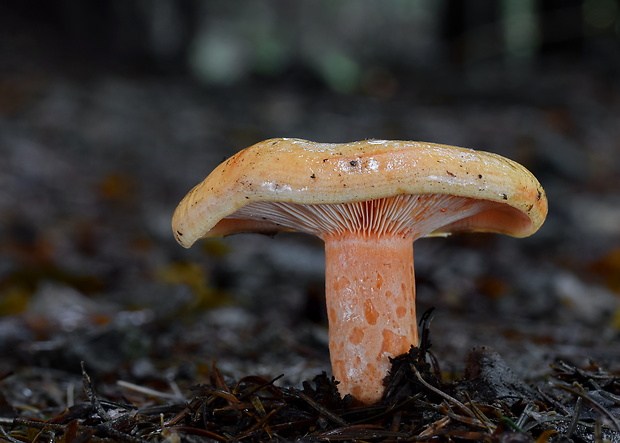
[{"xmin": 1, "ymin": 40, "xmax": 620, "ymax": 441}]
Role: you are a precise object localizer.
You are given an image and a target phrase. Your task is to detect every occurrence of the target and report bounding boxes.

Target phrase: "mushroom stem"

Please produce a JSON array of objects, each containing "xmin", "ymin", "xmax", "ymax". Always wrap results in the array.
[{"xmin": 323, "ymin": 232, "xmax": 418, "ymax": 404}]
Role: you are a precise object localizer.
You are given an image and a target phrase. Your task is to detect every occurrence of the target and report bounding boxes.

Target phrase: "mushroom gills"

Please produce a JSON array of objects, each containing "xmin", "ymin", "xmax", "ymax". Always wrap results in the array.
[{"xmin": 227, "ymin": 194, "xmax": 504, "ymax": 240}]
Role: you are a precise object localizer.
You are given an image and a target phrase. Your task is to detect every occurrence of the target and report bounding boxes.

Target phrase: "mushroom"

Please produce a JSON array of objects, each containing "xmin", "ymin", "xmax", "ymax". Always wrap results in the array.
[{"xmin": 172, "ymin": 138, "xmax": 548, "ymax": 404}]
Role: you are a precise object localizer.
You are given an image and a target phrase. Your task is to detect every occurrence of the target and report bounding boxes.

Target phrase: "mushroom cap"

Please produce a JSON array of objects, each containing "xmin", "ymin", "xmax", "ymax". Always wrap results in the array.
[{"xmin": 172, "ymin": 138, "xmax": 547, "ymax": 247}]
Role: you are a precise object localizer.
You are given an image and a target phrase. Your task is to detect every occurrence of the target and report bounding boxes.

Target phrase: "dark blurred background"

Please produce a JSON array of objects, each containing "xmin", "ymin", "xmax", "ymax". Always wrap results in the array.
[{"xmin": 1, "ymin": 0, "xmax": 619, "ymax": 393}]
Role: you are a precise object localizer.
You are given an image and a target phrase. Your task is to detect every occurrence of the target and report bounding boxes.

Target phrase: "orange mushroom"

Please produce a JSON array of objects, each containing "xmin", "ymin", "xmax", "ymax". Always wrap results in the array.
[{"xmin": 172, "ymin": 138, "xmax": 548, "ymax": 404}]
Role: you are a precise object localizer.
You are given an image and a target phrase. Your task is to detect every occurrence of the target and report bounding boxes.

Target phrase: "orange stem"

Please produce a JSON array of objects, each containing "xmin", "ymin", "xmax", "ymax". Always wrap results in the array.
[{"xmin": 323, "ymin": 233, "xmax": 418, "ymax": 404}]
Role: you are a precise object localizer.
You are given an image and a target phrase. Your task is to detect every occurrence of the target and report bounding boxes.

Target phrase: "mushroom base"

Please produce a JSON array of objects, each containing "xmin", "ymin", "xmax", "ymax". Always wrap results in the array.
[{"xmin": 324, "ymin": 233, "xmax": 417, "ymax": 404}]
